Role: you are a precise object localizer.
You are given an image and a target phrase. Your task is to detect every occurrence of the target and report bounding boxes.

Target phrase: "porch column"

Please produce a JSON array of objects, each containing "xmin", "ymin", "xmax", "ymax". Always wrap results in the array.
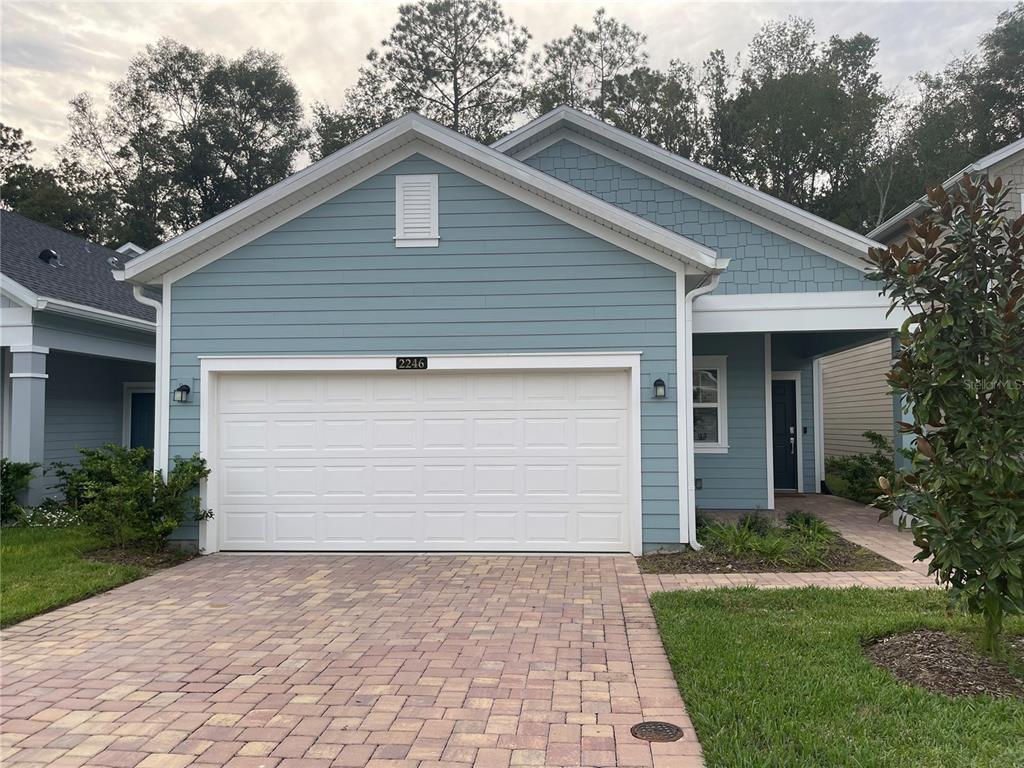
[{"xmin": 8, "ymin": 346, "xmax": 48, "ymax": 505}]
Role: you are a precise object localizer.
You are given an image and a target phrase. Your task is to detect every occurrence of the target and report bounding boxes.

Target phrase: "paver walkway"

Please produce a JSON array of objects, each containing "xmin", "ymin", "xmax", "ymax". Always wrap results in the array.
[
  {"xmin": 644, "ymin": 494, "xmax": 938, "ymax": 593},
  {"xmin": 1, "ymin": 555, "xmax": 701, "ymax": 768}
]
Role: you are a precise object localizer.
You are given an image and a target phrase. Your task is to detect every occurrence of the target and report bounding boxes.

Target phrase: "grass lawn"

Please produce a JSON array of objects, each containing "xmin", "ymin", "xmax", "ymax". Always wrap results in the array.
[
  {"xmin": 651, "ymin": 588, "xmax": 1024, "ymax": 768},
  {"xmin": 1, "ymin": 527, "xmax": 146, "ymax": 627}
]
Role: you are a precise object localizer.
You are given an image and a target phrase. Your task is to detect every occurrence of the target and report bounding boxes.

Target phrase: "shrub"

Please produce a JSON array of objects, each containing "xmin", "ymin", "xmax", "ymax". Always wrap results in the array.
[
  {"xmin": 703, "ymin": 522, "xmax": 760, "ymax": 556},
  {"xmin": 738, "ymin": 512, "xmax": 772, "ymax": 536},
  {"xmin": 870, "ymin": 176, "xmax": 1024, "ymax": 653},
  {"xmin": 749, "ymin": 532, "xmax": 789, "ymax": 559},
  {"xmin": 53, "ymin": 445, "xmax": 211, "ymax": 549},
  {"xmin": 0, "ymin": 459, "xmax": 37, "ymax": 526},
  {"xmin": 21, "ymin": 498, "xmax": 80, "ymax": 528},
  {"xmin": 784, "ymin": 510, "xmax": 836, "ymax": 543},
  {"xmin": 824, "ymin": 431, "xmax": 895, "ymax": 505}
]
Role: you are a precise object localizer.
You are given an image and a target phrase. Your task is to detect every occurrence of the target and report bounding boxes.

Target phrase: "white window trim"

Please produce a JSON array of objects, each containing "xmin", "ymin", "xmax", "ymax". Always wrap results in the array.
[
  {"xmin": 196, "ymin": 352, "xmax": 643, "ymax": 556},
  {"xmin": 772, "ymin": 371, "xmax": 804, "ymax": 492},
  {"xmin": 395, "ymin": 174, "xmax": 439, "ymax": 247},
  {"xmin": 122, "ymin": 382, "xmax": 155, "ymax": 448},
  {"xmin": 692, "ymin": 355, "xmax": 728, "ymax": 453}
]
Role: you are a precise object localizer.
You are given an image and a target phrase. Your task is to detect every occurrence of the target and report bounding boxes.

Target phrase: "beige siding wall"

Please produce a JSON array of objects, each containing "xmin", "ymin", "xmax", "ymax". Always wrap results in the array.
[
  {"xmin": 991, "ymin": 153, "xmax": 1024, "ymax": 218},
  {"xmin": 821, "ymin": 338, "xmax": 893, "ymax": 457}
]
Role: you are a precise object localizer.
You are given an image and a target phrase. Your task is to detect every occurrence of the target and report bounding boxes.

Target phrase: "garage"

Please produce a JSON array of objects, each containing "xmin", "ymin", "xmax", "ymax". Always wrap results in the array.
[{"xmin": 208, "ymin": 358, "xmax": 638, "ymax": 552}]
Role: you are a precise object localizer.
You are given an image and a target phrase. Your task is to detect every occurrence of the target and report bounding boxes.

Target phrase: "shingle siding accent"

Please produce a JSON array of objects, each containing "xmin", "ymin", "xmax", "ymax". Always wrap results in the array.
[
  {"xmin": 168, "ymin": 155, "xmax": 681, "ymax": 549},
  {"xmin": 526, "ymin": 140, "xmax": 873, "ymax": 294}
]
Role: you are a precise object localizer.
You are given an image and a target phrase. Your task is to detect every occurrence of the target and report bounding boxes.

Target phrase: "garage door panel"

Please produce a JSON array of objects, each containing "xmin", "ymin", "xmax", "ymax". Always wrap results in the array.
[{"xmin": 215, "ymin": 369, "xmax": 631, "ymax": 551}]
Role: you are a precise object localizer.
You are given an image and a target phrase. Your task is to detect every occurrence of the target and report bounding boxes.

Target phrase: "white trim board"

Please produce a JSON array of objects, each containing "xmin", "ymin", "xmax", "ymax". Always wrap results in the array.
[
  {"xmin": 763, "ymin": 334, "xmax": 775, "ymax": 509},
  {"xmin": 494, "ymin": 106, "xmax": 882, "ymax": 267},
  {"xmin": 0, "ymin": 275, "xmax": 155, "ymax": 331},
  {"xmin": 812, "ymin": 358, "xmax": 825, "ymax": 493},
  {"xmin": 771, "ymin": 371, "xmax": 804, "ymax": 493},
  {"xmin": 122, "ymin": 113, "xmax": 722, "ymax": 285},
  {"xmin": 692, "ymin": 290, "xmax": 907, "ymax": 333},
  {"xmin": 197, "ymin": 352, "xmax": 645, "ymax": 556}
]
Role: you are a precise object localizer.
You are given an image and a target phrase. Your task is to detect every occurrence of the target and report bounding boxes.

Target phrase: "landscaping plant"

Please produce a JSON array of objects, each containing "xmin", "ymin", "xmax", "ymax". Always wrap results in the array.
[
  {"xmin": 0, "ymin": 458, "xmax": 38, "ymax": 526},
  {"xmin": 824, "ymin": 430, "xmax": 897, "ymax": 504},
  {"xmin": 53, "ymin": 445, "xmax": 211, "ymax": 549},
  {"xmin": 870, "ymin": 175, "xmax": 1024, "ymax": 653}
]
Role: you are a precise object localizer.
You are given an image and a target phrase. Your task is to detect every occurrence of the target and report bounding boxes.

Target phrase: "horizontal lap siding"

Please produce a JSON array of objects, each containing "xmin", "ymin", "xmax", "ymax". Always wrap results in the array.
[
  {"xmin": 169, "ymin": 155, "xmax": 679, "ymax": 549},
  {"xmin": 44, "ymin": 351, "xmax": 154, "ymax": 487},
  {"xmin": 821, "ymin": 338, "xmax": 893, "ymax": 457},
  {"xmin": 526, "ymin": 140, "xmax": 873, "ymax": 295},
  {"xmin": 692, "ymin": 333, "xmax": 770, "ymax": 508}
]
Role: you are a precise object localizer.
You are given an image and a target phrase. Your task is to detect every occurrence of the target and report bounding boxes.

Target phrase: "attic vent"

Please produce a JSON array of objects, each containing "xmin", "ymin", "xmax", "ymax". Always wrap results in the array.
[
  {"xmin": 39, "ymin": 248, "xmax": 63, "ymax": 267},
  {"xmin": 395, "ymin": 174, "xmax": 439, "ymax": 247}
]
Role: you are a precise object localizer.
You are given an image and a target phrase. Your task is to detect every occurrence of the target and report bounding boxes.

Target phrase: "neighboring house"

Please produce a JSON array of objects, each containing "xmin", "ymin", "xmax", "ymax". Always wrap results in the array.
[
  {"xmin": 119, "ymin": 107, "xmax": 902, "ymax": 555},
  {"xmin": 820, "ymin": 137, "xmax": 1024, "ymax": 464},
  {"xmin": 0, "ymin": 211, "xmax": 156, "ymax": 504}
]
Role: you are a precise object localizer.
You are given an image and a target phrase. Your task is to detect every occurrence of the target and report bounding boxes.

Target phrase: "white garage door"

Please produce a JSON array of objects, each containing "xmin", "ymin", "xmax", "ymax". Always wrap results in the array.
[{"xmin": 214, "ymin": 369, "xmax": 632, "ymax": 551}]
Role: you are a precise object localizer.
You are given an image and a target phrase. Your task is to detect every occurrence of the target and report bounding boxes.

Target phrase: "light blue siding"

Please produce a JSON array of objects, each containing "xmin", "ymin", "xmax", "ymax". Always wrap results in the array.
[
  {"xmin": 168, "ymin": 155, "xmax": 680, "ymax": 549},
  {"xmin": 526, "ymin": 140, "xmax": 873, "ymax": 295},
  {"xmin": 43, "ymin": 351, "xmax": 154, "ymax": 488},
  {"xmin": 692, "ymin": 333, "xmax": 771, "ymax": 509}
]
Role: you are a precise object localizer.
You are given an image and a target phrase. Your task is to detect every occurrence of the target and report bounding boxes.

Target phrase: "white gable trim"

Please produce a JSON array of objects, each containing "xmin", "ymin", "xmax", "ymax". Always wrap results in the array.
[
  {"xmin": 0, "ymin": 274, "xmax": 155, "ymax": 331},
  {"xmin": 495, "ymin": 107, "xmax": 881, "ymax": 269},
  {"xmin": 123, "ymin": 114, "xmax": 721, "ymax": 285},
  {"xmin": 1, "ymin": 276, "xmax": 39, "ymax": 308},
  {"xmin": 510, "ymin": 127, "xmax": 874, "ymax": 275}
]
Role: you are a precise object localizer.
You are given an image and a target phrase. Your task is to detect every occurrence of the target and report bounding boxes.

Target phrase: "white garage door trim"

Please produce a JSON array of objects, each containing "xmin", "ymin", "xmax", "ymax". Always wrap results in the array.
[{"xmin": 197, "ymin": 353, "xmax": 643, "ymax": 555}]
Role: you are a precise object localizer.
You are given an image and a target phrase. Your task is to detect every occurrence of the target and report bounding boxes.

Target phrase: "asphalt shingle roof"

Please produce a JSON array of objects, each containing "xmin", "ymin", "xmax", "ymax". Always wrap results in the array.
[{"xmin": 0, "ymin": 211, "xmax": 154, "ymax": 322}]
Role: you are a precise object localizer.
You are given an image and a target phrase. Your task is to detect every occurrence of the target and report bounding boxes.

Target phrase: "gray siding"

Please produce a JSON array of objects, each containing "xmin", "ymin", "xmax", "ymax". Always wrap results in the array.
[
  {"xmin": 821, "ymin": 338, "xmax": 894, "ymax": 457},
  {"xmin": 44, "ymin": 350, "xmax": 154, "ymax": 480},
  {"xmin": 693, "ymin": 333, "xmax": 770, "ymax": 508},
  {"xmin": 168, "ymin": 155, "xmax": 681, "ymax": 549},
  {"xmin": 526, "ymin": 140, "xmax": 873, "ymax": 295}
]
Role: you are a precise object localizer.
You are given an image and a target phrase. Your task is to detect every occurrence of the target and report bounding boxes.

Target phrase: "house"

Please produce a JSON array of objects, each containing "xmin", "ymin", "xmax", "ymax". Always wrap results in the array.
[
  {"xmin": 0, "ymin": 211, "xmax": 156, "ymax": 504},
  {"xmin": 820, "ymin": 137, "xmax": 1024, "ymax": 465},
  {"xmin": 119, "ymin": 107, "xmax": 903, "ymax": 555}
]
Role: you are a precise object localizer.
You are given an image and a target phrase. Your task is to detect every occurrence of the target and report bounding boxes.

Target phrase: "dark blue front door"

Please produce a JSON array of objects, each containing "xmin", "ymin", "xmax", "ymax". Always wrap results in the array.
[
  {"xmin": 772, "ymin": 380, "xmax": 798, "ymax": 490},
  {"xmin": 130, "ymin": 391, "xmax": 155, "ymax": 450}
]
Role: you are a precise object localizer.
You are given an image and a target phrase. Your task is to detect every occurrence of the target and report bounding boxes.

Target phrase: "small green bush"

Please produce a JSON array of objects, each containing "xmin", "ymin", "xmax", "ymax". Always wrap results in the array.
[
  {"xmin": 824, "ymin": 431, "xmax": 894, "ymax": 505},
  {"xmin": 703, "ymin": 522, "xmax": 760, "ymax": 556},
  {"xmin": 738, "ymin": 512, "xmax": 772, "ymax": 536},
  {"xmin": 784, "ymin": 510, "xmax": 836, "ymax": 543},
  {"xmin": 1, "ymin": 459, "xmax": 38, "ymax": 526},
  {"xmin": 749, "ymin": 532, "xmax": 789, "ymax": 559},
  {"xmin": 52, "ymin": 445, "xmax": 211, "ymax": 549}
]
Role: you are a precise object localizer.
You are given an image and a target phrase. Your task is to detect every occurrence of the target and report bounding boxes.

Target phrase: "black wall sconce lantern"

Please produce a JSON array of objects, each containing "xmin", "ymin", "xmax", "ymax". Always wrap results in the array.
[
  {"xmin": 652, "ymin": 378, "xmax": 667, "ymax": 399},
  {"xmin": 173, "ymin": 383, "xmax": 191, "ymax": 403}
]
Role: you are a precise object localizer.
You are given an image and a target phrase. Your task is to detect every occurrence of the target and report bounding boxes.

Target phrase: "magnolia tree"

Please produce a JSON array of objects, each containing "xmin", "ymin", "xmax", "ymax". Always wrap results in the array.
[{"xmin": 870, "ymin": 176, "xmax": 1024, "ymax": 652}]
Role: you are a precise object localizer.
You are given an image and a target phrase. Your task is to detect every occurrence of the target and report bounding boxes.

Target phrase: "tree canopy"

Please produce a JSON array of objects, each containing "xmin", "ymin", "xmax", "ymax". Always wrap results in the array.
[{"xmin": 5, "ymin": 1, "xmax": 1022, "ymax": 245}]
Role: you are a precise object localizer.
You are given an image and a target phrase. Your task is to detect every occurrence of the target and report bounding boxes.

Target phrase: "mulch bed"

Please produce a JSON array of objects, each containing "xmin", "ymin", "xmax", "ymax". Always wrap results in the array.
[
  {"xmin": 637, "ymin": 535, "xmax": 902, "ymax": 574},
  {"xmin": 87, "ymin": 545, "xmax": 194, "ymax": 573},
  {"xmin": 864, "ymin": 629, "xmax": 1024, "ymax": 699}
]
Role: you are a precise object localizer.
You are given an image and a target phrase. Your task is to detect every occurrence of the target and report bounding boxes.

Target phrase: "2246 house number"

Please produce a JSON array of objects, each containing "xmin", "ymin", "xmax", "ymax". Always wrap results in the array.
[{"xmin": 396, "ymin": 356, "xmax": 428, "ymax": 370}]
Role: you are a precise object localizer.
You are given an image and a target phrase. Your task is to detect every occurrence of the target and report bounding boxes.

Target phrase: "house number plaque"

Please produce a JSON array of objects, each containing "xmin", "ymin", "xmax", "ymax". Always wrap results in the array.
[{"xmin": 396, "ymin": 356, "xmax": 428, "ymax": 370}]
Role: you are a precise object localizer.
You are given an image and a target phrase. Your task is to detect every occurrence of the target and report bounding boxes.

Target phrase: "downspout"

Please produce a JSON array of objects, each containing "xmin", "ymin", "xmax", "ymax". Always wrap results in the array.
[
  {"xmin": 682, "ymin": 272, "xmax": 721, "ymax": 550},
  {"xmin": 130, "ymin": 284, "xmax": 164, "ymax": 472}
]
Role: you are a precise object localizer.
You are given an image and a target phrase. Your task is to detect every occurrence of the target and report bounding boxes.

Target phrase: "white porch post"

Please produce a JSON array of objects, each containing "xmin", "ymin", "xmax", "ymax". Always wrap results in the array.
[{"xmin": 8, "ymin": 346, "xmax": 48, "ymax": 505}]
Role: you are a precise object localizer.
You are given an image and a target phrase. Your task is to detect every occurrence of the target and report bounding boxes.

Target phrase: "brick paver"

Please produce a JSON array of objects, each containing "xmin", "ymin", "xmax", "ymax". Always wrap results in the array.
[{"xmin": 1, "ymin": 555, "xmax": 702, "ymax": 768}]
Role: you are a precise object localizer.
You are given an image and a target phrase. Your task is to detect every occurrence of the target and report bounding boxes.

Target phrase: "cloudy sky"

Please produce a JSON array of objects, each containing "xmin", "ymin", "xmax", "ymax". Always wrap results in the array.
[{"xmin": 2, "ymin": 0, "xmax": 1014, "ymax": 162}]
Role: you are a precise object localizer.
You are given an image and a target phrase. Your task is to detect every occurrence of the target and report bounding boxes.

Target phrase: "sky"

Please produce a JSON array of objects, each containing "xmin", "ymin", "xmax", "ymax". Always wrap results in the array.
[{"xmin": 1, "ymin": 0, "xmax": 1014, "ymax": 163}]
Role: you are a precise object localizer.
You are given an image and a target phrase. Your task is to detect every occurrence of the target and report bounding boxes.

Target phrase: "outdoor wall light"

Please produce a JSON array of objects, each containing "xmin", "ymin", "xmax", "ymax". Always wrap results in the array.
[
  {"xmin": 653, "ymin": 378, "xmax": 667, "ymax": 399},
  {"xmin": 173, "ymin": 384, "xmax": 191, "ymax": 403}
]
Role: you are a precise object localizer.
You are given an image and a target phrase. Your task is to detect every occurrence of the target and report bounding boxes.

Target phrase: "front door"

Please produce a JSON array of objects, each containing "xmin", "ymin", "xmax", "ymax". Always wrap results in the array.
[{"xmin": 772, "ymin": 379, "xmax": 798, "ymax": 490}]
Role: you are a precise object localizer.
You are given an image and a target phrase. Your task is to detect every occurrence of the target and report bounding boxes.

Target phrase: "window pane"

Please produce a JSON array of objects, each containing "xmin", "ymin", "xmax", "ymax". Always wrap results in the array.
[
  {"xmin": 694, "ymin": 407, "xmax": 719, "ymax": 443},
  {"xmin": 693, "ymin": 369, "xmax": 719, "ymax": 403}
]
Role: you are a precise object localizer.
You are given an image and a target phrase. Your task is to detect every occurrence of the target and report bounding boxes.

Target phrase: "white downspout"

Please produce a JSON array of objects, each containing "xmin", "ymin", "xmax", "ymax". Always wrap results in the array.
[
  {"xmin": 682, "ymin": 273, "xmax": 721, "ymax": 550},
  {"xmin": 131, "ymin": 284, "xmax": 164, "ymax": 472}
]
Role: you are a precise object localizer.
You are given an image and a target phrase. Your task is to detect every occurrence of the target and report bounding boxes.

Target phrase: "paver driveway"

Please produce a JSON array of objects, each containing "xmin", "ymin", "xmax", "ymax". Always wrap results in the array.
[{"xmin": 1, "ymin": 555, "xmax": 701, "ymax": 768}]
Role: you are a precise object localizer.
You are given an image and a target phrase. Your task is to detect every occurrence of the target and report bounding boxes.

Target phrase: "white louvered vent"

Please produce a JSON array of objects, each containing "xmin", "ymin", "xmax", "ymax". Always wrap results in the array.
[{"xmin": 395, "ymin": 174, "xmax": 439, "ymax": 247}]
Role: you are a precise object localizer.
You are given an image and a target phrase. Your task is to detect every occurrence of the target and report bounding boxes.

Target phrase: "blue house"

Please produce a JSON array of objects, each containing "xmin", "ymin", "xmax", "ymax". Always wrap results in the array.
[{"xmin": 119, "ymin": 108, "xmax": 901, "ymax": 554}]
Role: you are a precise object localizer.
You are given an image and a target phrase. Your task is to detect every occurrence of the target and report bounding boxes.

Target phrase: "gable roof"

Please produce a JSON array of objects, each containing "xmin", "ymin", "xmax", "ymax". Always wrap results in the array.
[
  {"xmin": 493, "ymin": 106, "xmax": 880, "ymax": 271},
  {"xmin": 868, "ymin": 136, "xmax": 1024, "ymax": 242},
  {"xmin": 0, "ymin": 210, "xmax": 155, "ymax": 323},
  {"xmin": 122, "ymin": 113, "xmax": 722, "ymax": 285}
]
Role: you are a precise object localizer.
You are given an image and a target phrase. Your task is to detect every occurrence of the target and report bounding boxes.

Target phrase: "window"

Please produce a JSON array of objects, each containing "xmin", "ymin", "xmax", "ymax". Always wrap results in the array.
[
  {"xmin": 693, "ymin": 356, "xmax": 727, "ymax": 452},
  {"xmin": 395, "ymin": 174, "xmax": 439, "ymax": 247}
]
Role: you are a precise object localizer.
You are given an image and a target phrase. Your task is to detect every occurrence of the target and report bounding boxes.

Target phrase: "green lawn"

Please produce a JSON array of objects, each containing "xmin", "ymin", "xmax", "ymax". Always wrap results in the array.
[
  {"xmin": 651, "ymin": 588, "xmax": 1024, "ymax": 768},
  {"xmin": 0, "ymin": 527, "xmax": 144, "ymax": 627}
]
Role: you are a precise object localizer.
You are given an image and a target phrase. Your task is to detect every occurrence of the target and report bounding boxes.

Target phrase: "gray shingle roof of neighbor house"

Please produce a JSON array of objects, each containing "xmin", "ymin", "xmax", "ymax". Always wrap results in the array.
[
  {"xmin": 0, "ymin": 210, "xmax": 155, "ymax": 322},
  {"xmin": 868, "ymin": 136, "xmax": 1024, "ymax": 242}
]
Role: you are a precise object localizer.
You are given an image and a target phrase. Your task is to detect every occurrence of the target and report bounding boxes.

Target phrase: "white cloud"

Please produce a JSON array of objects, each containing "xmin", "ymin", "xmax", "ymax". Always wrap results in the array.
[{"xmin": 1, "ymin": 0, "xmax": 1012, "ymax": 162}]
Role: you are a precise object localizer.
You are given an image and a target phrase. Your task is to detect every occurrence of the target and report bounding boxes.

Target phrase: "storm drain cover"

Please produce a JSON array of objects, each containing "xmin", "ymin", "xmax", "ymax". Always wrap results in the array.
[{"xmin": 630, "ymin": 721, "xmax": 685, "ymax": 742}]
